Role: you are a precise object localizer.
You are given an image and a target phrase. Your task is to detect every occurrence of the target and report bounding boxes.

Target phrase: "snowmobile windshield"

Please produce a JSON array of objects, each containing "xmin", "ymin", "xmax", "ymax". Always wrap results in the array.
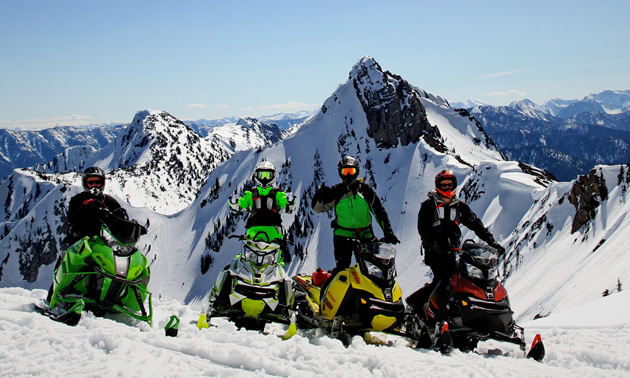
[
  {"xmin": 101, "ymin": 226, "xmax": 137, "ymax": 256},
  {"xmin": 361, "ymin": 242, "xmax": 397, "ymax": 261},
  {"xmin": 360, "ymin": 242, "xmax": 397, "ymax": 281},
  {"xmin": 102, "ymin": 216, "xmax": 147, "ymax": 246},
  {"xmin": 462, "ymin": 244, "xmax": 500, "ymax": 270},
  {"xmin": 242, "ymin": 240, "xmax": 280, "ymax": 266}
]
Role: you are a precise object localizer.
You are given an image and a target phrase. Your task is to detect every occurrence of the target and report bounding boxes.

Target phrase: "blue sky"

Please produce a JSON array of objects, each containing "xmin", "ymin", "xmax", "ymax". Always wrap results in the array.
[{"xmin": 1, "ymin": 1, "xmax": 629, "ymax": 130}]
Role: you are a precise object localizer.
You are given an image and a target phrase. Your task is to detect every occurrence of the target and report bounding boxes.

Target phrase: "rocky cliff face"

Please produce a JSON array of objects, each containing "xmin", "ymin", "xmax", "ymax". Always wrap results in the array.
[
  {"xmin": 568, "ymin": 168, "xmax": 609, "ymax": 234},
  {"xmin": 350, "ymin": 57, "xmax": 437, "ymax": 148}
]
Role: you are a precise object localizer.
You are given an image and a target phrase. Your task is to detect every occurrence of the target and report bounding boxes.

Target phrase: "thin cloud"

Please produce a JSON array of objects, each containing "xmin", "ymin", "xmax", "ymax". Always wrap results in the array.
[
  {"xmin": 186, "ymin": 104, "xmax": 208, "ymax": 110},
  {"xmin": 186, "ymin": 104, "xmax": 230, "ymax": 111},
  {"xmin": 479, "ymin": 70, "xmax": 532, "ymax": 79},
  {"xmin": 485, "ymin": 90, "xmax": 528, "ymax": 97},
  {"xmin": 257, "ymin": 101, "xmax": 319, "ymax": 111},
  {"xmin": 0, "ymin": 114, "xmax": 95, "ymax": 131},
  {"xmin": 583, "ymin": 57, "xmax": 630, "ymax": 67}
]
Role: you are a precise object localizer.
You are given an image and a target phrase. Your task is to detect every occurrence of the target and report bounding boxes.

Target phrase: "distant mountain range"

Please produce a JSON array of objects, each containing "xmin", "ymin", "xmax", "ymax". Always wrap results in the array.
[
  {"xmin": 452, "ymin": 90, "xmax": 630, "ymax": 180},
  {"xmin": 0, "ymin": 111, "xmax": 312, "ymax": 183}
]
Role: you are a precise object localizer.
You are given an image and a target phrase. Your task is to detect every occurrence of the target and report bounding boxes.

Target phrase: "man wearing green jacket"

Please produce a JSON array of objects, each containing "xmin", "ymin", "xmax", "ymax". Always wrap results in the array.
[
  {"xmin": 229, "ymin": 160, "xmax": 295, "ymax": 261},
  {"xmin": 312, "ymin": 156, "xmax": 399, "ymax": 275}
]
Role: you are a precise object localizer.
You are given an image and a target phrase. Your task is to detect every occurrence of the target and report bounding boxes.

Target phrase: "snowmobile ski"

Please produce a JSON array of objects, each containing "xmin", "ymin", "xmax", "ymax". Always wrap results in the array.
[
  {"xmin": 526, "ymin": 333, "xmax": 545, "ymax": 362},
  {"xmin": 32, "ymin": 300, "xmax": 84, "ymax": 326}
]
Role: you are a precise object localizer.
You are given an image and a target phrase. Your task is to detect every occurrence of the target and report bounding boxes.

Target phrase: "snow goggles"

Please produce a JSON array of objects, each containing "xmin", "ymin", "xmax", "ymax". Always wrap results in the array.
[
  {"xmin": 339, "ymin": 167, "xmax": 357, "ymax": 176},
  {"xmin": 86, "ymin": 178, "xmax": 103, "ymax": 187},
  {"xmin": 438, "ymin": 182, "xmax": 454, "ymax": 189},
  {"xmin": 257, "ymin": 171, "xmax": 274, "ymax": 180}
]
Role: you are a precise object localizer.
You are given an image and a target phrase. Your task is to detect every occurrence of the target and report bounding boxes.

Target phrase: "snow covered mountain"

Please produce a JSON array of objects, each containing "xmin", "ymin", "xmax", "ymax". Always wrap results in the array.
[
  {"xmin": 0, "ymin": 125, "xmax": 124, "ymax": 180},
  {"xmin": 1, "ymin": 56, "xmax": 629, "ymax": 341},
  {"xmin": 470, "ymin": 98, "xmax": 630, "ymax": 181},
  {"xmin": 550, "ymin": 89, "xmax": 630, "ymax": 119},
  {"xmin": 202, "ymin": 117, "xmax": 292, "ymax": 152}
]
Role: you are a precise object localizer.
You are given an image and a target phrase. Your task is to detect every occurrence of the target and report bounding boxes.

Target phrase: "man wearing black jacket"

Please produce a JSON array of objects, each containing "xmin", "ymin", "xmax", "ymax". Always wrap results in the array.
[
  {"xmin": 407, "ymin": 170, "xmax": 504, "ymax": 312},
  {"xmin": 64, "ymin": 167, "xmax": 123, "ymax": 246},
  {"xmin": 47, "ymin": 166, "xmax": 123, "ymax": 302}
]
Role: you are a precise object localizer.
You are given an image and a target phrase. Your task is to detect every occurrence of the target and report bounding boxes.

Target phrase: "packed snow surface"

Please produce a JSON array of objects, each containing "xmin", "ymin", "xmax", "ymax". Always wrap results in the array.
[{"xmin": 1, "ymin": 287, "xmax": 629, "ymax": 377}]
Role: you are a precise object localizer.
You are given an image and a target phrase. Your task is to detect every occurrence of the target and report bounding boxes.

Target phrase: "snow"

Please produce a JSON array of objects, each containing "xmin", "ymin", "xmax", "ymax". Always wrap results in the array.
[{"xmin": 1, "ymin": 287, "xmax": 629, "ymax": 377}]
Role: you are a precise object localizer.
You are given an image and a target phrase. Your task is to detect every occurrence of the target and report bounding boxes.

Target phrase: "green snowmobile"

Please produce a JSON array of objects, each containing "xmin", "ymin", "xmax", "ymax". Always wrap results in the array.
[{"xmin": 39, "ymin": 210, "xmax": 151, "ymax": 326}]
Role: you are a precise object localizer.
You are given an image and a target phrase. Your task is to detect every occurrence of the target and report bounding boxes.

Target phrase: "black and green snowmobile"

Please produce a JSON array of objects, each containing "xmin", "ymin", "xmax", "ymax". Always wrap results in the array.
[
  {"xmin": 38, "ymin": 210, "xmax": 151, "ymax": 326},
  {"xmin": 197, "ymin": 234, "xmax": 296, "ymax": 338}
]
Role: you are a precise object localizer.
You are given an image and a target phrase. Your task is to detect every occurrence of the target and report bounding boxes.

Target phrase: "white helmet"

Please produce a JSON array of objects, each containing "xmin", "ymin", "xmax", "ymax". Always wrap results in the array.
[{"xmin": 254, "ymin": 161, "xmax": 276, "ymax": 188}]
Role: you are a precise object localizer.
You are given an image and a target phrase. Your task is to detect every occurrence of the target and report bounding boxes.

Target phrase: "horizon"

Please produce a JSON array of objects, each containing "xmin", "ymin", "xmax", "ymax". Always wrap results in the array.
[{"xmin": 1, "ymin": 1, "xmax": 629, "ymax": 130}]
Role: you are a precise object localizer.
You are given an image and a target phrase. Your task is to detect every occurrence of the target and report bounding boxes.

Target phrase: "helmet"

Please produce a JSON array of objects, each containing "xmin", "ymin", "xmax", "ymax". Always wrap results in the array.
[
  {"xmin": 435, "ymin": 170, "xmax": 457, "ymax": 198},
  {"xmin": 82, "ymin": 166, "xmax": 106, "ymax": 196},
  {"xmin": 254, "ymin": 161, "xmax": 276, "ymax": 188},
  {"xmin": 338, "ymin": 156, "xmax": 360, "ymax": 185}
]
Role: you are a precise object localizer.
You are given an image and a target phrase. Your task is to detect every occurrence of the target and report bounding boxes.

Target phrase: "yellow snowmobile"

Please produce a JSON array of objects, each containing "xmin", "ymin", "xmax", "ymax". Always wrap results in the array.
[{"xmin": 293, "ymin": 241, "xmax": 431, "ymax": 347}]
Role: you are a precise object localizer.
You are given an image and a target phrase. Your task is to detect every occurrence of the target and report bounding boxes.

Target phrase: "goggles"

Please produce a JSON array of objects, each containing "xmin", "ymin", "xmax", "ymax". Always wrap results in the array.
[
  {"xmin": 86, "ymin": 178, "xmax": 103, "ymax": 187},
  {"xmin": 339, "ymin": 167, "xmax": 357, "ymax": 176},
  {"xmin": 438, "ymin": 182, "xmax": 454, "ymax": 189},
  {"xmin": 257, "ymin": 171, "xmax": 273, "ymax": 180}
]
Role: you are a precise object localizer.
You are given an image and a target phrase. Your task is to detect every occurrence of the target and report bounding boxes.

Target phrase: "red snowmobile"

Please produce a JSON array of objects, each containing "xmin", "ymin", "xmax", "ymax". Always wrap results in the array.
[{"xmin": 413, "ymin": 239, "xmax": 545, "ymax": 361}]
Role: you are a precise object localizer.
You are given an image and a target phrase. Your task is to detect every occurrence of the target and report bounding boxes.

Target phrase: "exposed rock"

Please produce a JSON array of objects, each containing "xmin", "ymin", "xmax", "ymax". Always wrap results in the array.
[
  {"xmin": 351, "ymin": 57, "xmax": 437, "ymax": 148},
  {"xmin": 568, "ymin": 169, "xmax": 608, "ymax": 233}
]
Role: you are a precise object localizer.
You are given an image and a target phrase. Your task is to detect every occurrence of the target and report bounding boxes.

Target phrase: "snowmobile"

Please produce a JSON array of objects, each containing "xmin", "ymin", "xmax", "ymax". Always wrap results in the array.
[
  {"xmin": 293, "ymin": 240, "xmax": 431, "ymax": 347},
  {"xmin": 417, "ymin": 239, "xmax": 545, "ymax": 361},
  {"xmin": 197, "ymin": 234, "xmax": 296, "ymax": 337},
  {"xmin": 37, "ymin": 210, "xmax": 151, "ymax": 326}
]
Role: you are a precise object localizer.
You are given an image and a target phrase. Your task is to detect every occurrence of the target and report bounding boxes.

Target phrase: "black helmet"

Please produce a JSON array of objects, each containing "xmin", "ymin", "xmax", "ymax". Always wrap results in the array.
[
  {"xmin": 338, "ymin": 156, "xmax": 360, "ymax": 185},
  {"xmin": 435, "ymin": 170, "xmax": 457, "ymax": 198},
  {"xmin": 254, "ymin": 161, "xmax": 276, "ymax": 188},
  {"xmin": 82, "ymin": 166, "xmax": 106, "ymax": 196}
]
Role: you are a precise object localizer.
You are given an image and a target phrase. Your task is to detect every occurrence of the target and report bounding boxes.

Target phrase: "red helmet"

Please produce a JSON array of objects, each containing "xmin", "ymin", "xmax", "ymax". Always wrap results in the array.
[{"xmin": 435, "ymin": 170, "xmax": 457, "ymax": 198}]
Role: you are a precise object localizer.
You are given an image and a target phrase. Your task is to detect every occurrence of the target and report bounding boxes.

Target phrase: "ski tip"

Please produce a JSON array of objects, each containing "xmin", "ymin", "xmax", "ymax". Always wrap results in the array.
[
  {"xmin": 526, "ymin": 333, "xmax": 545, "ymax": 362},
  {"xmin": 282, "ymin": 323, "xmax": 298, "ymax": 340},
  {"xmin": 197, "ymin": 313, "xmax": 209, "ymax": 330},
  {"xmin": 165, "ymin": 315, "xmax": 180, "ymax": 337}
]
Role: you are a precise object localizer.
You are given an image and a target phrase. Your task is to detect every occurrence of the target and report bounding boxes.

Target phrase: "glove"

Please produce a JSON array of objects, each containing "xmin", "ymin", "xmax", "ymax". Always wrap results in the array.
[
  {"xmin": 228, "ymin": 194, "xmax": 241, "ymax": 212},
  {"xmin": 383, "ymin": 232, "xmax": 400, "ymax": 244},
  {"xmin": 285, "ymin": 192, "xmax": 296, "ymax": 213},
  {"xmin": 490, "ymin": 241, "xmax": 506, "ymax": 255},
  {"xmin": 82, "ymin": 198, "xmax": 103, "ymax": 208}
]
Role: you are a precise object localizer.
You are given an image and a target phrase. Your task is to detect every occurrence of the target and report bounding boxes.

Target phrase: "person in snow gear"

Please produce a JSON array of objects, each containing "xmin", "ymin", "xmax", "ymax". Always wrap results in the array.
[
  {"xmin": 198, "ymin": 160, "xmax": 297, "ymax": 334},
  {"xmin": 46, "ymin": 167, "xmax": 125, "ymax": 302},
  {"xmin": 43, "ymin": 205, "xmax": 150, "ymax": 326},
  {"xmin": 312, "ymin": 156, "xmax": 400, "ymax": 282},
  {"xmin": 406, "ymin": 170, "xmax": 505, "ymax": 314},
  {"xmin": 229, "ymin": 160, "xmax": 296, "ymax": 262},
  {"xmin": 66, "ymin": 166, "xmax": 124, "ymax": 247}
]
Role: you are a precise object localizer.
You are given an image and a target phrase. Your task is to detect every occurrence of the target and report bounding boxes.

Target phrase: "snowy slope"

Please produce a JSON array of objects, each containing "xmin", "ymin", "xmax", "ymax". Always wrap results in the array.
[
  {"xmin": 1, "ymin": 287, "xmax": 629, "ymax": 376},
  {"xmin": 505, "ymin": 165, "xmax": 630, "ymax": 322}
]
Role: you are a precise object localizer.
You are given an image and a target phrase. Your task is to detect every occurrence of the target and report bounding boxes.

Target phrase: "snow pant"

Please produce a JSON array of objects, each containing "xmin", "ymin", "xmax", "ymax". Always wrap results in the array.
[
  {"xmin": 319, "ymin": 233, "xmax": 376, "ymax": 294},
  {"xmin": 406, "ymin": 247, "xmax": 457, "ymax": 316}
]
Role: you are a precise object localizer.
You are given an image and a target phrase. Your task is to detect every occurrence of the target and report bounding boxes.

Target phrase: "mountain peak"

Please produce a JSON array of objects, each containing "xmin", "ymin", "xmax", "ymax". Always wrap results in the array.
[
  {"xmin": 346, "ymin": 56, "xmax": 436, "ymax": 148},
  {"xmin": 349, "ymin": 56, "xmax": 383, "ymax": 81}
]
